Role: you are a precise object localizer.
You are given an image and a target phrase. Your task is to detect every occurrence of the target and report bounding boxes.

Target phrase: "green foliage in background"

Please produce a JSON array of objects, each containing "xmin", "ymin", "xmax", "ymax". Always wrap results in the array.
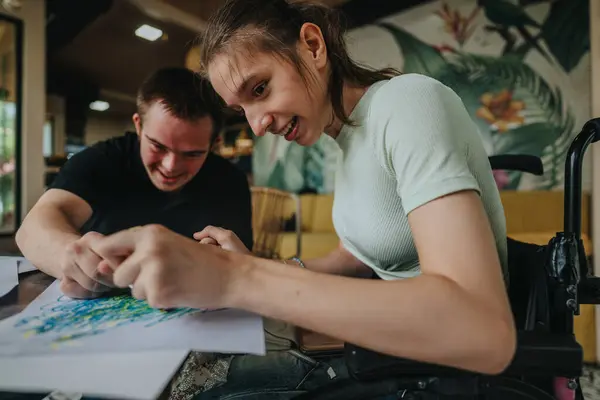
[{"xmin": 377, "ymin": 0, "xmax": 585, "ymax": 190}]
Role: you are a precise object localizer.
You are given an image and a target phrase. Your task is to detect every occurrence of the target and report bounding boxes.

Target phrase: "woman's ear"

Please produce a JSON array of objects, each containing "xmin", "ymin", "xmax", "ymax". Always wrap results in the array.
[{"xmin": 299, "ymin": 22, "xmax": 327, "ymax": 70}]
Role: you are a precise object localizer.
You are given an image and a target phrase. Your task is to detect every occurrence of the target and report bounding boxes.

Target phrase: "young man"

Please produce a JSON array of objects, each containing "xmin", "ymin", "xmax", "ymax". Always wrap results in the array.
[
  {"xmin": 15, "ymin": 67, "xmax": 253, "ymax": 300},
  {"xmin": 14, "ymin": 68, "xmax": 325, "ymax": 400}
]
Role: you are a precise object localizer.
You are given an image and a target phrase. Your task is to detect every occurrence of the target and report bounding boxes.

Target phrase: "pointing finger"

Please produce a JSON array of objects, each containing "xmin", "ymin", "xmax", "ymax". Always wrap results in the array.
[
  {"xmin": 91, "ymin": 226, "xmax": 145, "ymax": 270},
  {"xmin": 112, "ymin": 252, "xmax": 143, "ymax": 288},
  {"xmin": 130, "ymin": 280, "xmax": 146, "ymax": 301}
]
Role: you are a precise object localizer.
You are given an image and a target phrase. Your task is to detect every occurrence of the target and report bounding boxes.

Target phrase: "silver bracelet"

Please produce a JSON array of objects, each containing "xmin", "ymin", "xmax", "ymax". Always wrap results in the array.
[{"xmin": 287, "ymin": 256, "xmax": 306, "ymax": 269}]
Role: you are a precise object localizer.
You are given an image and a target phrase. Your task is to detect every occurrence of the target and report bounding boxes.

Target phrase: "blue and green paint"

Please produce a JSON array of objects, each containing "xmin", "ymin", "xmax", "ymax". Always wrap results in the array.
[{"xmin": 13, "ymin": 293, "xmax": 198, "ymax": 345}]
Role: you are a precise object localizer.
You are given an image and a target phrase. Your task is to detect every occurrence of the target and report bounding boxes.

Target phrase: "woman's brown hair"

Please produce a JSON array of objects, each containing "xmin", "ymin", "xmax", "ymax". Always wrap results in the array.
[{"xmin": 199, "ymin": 0, "xmax": 400, "ymax": 125}]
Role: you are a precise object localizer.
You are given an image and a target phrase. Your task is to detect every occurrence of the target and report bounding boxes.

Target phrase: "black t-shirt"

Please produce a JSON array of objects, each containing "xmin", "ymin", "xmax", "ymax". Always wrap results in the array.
[{"xmin": 49, "ymin": 132, "xmax": 253, "ymax": 250}]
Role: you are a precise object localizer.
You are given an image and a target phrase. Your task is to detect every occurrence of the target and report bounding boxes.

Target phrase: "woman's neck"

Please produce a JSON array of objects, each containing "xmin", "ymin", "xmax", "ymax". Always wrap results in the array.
[{"xmin": 324, "ymin": 83, "xmax": 369, "ymax": 139}]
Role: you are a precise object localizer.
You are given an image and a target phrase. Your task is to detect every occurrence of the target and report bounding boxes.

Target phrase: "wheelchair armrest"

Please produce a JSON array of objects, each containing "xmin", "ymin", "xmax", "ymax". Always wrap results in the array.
[
  {"xmin": 344, "ymin": 330, "xmax": 582, "ymax": 382},
  {"xmin": 504, "ymin": 331, "xmax": 582, "ymax": 377},
  {"xmin": 344, "ymin": 345, "xmax": 475, "ymax": 382}
]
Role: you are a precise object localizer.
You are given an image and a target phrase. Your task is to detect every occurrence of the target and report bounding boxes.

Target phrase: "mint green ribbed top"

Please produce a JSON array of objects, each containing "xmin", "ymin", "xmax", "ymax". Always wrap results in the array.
[{"xmin": 332, "ymin": 73, "xmax": 508, "ymax": 281}]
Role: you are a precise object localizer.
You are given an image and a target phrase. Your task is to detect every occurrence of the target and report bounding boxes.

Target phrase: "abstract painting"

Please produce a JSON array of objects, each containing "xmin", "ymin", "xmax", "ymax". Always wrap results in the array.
[{"xmin": 0, "ymin": 281, "xmax": 266, "ymax": 357}]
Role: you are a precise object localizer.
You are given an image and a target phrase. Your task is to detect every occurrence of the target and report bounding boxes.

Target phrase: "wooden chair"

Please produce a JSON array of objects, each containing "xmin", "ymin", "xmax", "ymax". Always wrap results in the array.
[{"xmin": 250, "ymin": 187, "xmax": 302, "ymax": 259}]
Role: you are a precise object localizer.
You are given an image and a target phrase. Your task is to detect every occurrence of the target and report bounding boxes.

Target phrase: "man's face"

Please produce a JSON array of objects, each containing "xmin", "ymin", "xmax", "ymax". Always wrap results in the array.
[{"xmin": 133, "ymin": 102, "xmax": 213, "ymax": 192}]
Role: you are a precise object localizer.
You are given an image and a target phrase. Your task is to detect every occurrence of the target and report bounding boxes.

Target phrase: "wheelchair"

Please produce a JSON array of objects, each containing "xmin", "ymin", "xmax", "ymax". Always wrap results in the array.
[{"xmin": 295, "ymin": 118, "xmax": 600, "ymax": 399}]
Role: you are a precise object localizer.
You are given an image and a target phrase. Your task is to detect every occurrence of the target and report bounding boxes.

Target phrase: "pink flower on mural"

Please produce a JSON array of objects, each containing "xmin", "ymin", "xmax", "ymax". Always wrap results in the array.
[
  {"xmin": 493, "ymin": 169, "xmax": 510, "ymax": 190},
  {"xmin": 476, "ymin": 89, "xmax": 526, "ymax": 132},
  {"xmin": 434, "ymin": 2, "xmax": 480, "ymax": 47}
]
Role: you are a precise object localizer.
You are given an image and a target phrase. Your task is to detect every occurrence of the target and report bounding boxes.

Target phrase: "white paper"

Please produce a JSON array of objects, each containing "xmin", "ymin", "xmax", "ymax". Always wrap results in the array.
[
  {"xmin": 0, "ymin": 257, "xmax": 18, "ymax": 297},
  {"xmin": 0, "ymin": 349, "xmax": 190, "ymax": 400},
  {"xmin": 0, "ymin": 280, "xmax": 266, "ymax": 357},
  {"xmin": 0, "ymin": 255, "xmax": 37, "ymax": 275},
  {"xmin": 17, "ymin": 258, "xmax": 37, "ymax": 274}
]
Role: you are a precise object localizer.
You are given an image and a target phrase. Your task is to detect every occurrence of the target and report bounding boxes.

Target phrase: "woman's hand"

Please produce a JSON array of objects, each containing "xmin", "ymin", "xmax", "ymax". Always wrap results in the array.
[
  {"xmin": 91, "ymin": 224, "xmax": 244, "ymax": 310},
  {"xmin": 193, "ymin": 225, "xmax": 251, "ymax": 254}
]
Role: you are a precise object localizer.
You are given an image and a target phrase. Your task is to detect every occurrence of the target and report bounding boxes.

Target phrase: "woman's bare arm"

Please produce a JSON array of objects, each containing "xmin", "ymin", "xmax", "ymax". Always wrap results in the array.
[
  {"xmin": 230, "ymin": 190, "xmax": 516, "ymax": 374},
  {"xmin": 92, "ymin": 190, "xmax": 515, "ymax": 375}
]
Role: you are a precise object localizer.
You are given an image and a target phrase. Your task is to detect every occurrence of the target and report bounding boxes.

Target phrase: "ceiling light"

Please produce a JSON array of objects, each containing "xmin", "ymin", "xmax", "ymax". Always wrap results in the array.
[
  {"xmin": 135, "ymin": 24, "xmax": 163, "ymax": 41},
  {"xmin": 89, "ymin": 100, "xmax": 110, "ymax": 112}
]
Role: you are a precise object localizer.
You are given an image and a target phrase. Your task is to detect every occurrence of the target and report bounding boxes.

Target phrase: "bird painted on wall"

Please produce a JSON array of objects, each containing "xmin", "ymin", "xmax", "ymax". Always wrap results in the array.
[
  {"xmin": 477, "ymin": 0, "xmax": 554, "ymax": 64},
  {"xmin": 478, "ymin": 0, "xmax": 541, "ymax": 27}
]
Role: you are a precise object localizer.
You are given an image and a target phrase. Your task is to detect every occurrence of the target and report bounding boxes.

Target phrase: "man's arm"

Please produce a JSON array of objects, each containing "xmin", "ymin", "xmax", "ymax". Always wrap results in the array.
[
  {"xmin": 16, "ymin": 189, "xmax": 92, "ymax": 278},
  {"xmin": 16, "ymin": 141, "xmax": 119, "ymax": 280}
]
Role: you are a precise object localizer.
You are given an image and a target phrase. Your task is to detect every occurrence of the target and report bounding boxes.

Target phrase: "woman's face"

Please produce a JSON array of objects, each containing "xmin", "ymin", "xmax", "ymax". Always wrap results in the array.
[{"xmin": 207, "ymin": 24, "xmax": 332, "ymax": 147}]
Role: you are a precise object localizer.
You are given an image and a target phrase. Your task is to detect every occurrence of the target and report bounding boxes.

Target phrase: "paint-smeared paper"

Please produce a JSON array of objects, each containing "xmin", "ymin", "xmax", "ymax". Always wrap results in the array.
[
  {"xmin": 0, "ymin": 280, "xmax": 265, "ymax": 399},
  {"xmin": 0, "ymin": 280, "xmax": 265, "ymax": 357}
]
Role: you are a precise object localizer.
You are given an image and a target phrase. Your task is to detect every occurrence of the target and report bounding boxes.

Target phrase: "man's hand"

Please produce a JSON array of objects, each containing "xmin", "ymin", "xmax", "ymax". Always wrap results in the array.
[
  {"xmin": 91, "ymin": 224, "xmax": 242, "ymax": 310},
  {"xmin": 193, "ymin": 225, "xmax": 251, "ymax": 254},
  {"xmin": 59, "ymin": 231, "xmax": 115, "ymax": 299}
]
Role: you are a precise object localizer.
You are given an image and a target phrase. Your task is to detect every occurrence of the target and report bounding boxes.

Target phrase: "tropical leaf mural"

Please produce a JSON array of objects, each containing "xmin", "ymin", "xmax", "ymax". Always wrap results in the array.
[
  {"xmin": 452, "ymin": 53, "xmax": 576, "ymax": 189},
  {"xmin": 539, "ymin": 0, "xmax": 590, "ymax": 73},
  {"xmin": 252, "ymin": 133, "xmax": 339, "ymax": 194},
  {"xmin": 377, "ymin": 20, "xmax": 577, "ymax": 190}
]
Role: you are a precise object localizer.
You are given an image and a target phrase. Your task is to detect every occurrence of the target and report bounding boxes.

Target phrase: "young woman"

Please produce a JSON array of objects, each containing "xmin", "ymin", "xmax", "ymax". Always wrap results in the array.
[{"xmin": 92, "ymin": 0, "xmax": 516, "ymax": 396}]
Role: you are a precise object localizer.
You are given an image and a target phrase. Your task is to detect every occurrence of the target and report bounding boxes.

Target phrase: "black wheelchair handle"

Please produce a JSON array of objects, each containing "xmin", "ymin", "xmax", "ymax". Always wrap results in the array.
[
  {"xmin": 488, "ymin": 155, "xmax": 544, "ymax": 176},
  {"xmin": 564, "ymin": 117, "xmax": 600, "ymax": 237}
]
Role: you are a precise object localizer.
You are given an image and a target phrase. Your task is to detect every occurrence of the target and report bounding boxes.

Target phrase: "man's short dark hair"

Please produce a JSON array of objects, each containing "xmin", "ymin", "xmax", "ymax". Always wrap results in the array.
[{"xmin": 136, "ymin": 67, "xmax": 224, "ymax": 142}]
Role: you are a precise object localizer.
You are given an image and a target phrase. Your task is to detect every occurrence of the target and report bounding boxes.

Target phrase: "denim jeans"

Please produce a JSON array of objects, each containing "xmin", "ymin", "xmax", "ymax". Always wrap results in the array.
[{"xmin": 193, "ymin": 350, "xmax": 350, "ymax": 400}]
